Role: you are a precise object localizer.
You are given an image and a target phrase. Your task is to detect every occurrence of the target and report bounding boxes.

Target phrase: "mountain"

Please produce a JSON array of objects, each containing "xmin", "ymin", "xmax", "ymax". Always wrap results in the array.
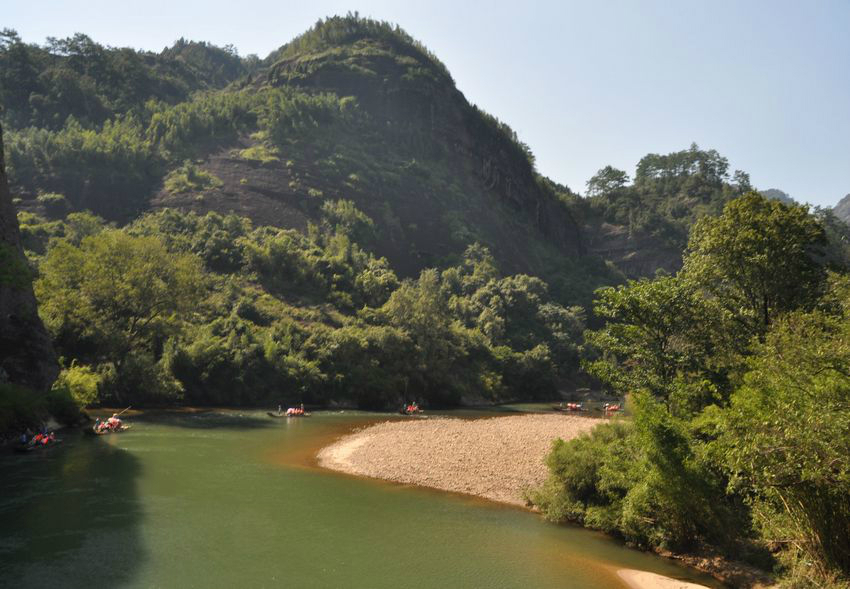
[
  {"xmin": 834, "ymin": 193, "xmax": 850, "ymax": 224},
  {"xmin": 0, "ymin": 29, "xmax": 252, "ymax": 130},
  {"xmin": 0, "ymin": 122, "xmax": 57, "ymax": 391},
  {"xmin": 760, "ymin": 188, "xmax": 796, "ymax": 205},
  {"xmin": 1, "ymin": 16, "xmax": 784, "ymax": 296},
  {"xmin": 577, "ymin": 144, "xmax": 754, "ymax": 276},
  {"xmin": 2, "ymin": 19, "xmax": 583, "ymax": 282},
  {"xmin": 4, "ymin": 14, "xmax": 842, "ymax": 413},
  {"xmin": 150, "ymin": 18, "xmax": 584, "ymax": 278}
]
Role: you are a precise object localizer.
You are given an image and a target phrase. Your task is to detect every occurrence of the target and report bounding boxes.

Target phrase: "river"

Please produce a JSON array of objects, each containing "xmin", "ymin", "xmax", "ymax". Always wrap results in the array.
[{"xmin": 0, "ymin": 410, "xmax": 720, "ymax": 588}]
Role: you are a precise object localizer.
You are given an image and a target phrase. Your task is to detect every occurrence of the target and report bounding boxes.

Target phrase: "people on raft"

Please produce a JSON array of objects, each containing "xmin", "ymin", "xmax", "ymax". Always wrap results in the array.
[
  {"xmin": 285, "ymin": 404, "xmax": 306, "ymax": 417},
  {"xmin": 93, "ymin": 414, "xmax": 124, "ymax": 432},
  {"xmin": 401, "ymin": 401, "xmax": 421, "ymax": 414},
  {"xmin": 17, "ymin": 427, "xmax": 53, "ymax": 446},
  {"xmin": 27, "ymin": 431, "xmax": 56, "ymax": 446}
]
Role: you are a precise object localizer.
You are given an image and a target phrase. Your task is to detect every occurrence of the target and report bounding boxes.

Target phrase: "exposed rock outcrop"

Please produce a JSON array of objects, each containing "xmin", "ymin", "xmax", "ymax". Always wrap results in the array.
[
  {"xmin": 584, "ymin": 222, "xmax": 681, "ymax": 278},
  {"xmin": 152, "ymin": 33, "xmax": 583, "ymax": 278},
  {"xmin": 834, "ymin": 193, "xmax": 850, "ymax": 225},
  {"xmin": 267, "ymin": 41, "xmax": 584, "ymax": 265},
  {"xmin": 0, "ymin": 122, "xmax": 57, "ymax": 391}
]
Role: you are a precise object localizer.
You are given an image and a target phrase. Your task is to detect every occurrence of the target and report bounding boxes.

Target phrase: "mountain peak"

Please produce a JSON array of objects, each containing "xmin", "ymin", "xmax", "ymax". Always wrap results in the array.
[
  {"xmin": 265, "ymin": 14, "xmax": 452, "ymax": 84},
  {"xmin": 833, "ymin": 193, "xmax": 850, "ymax": 223}
]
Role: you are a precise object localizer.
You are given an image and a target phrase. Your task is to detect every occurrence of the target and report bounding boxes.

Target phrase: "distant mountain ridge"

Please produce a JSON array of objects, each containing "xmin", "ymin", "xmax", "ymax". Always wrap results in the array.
[
  {"xmin": 760, "ymin": 188, "xmax": 796, "ymax": 205},
  {"xmin": 834, "ymin": 193, "xmax": 850, "ymax": 224}
]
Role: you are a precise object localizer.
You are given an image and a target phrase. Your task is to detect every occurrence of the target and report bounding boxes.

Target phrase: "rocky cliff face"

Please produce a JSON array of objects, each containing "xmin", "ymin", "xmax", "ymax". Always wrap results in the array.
[
  {"xmin": 266, "ymin": 39, "xmax": 584, "ymax": 265},
  {"xmin": 0, "ymin": 122, "xmax": 57, "ymax": 391},
  {"xmin": 153, "ymin": 35, "xmax": 585, "ymax": 278},
  {"xmin": 583, "ymin": 222, "xmax": 681, "ymax": 278},
  {"xmin": 834, "ymin": 193, "xmax": 850, "ymax": 224}
]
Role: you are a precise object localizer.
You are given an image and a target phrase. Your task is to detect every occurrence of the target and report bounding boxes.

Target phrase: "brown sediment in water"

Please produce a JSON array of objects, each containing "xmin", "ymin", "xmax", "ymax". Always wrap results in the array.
[{"xmin": 317, "ymin": 413, "xmax": 603, "ymax": 506}]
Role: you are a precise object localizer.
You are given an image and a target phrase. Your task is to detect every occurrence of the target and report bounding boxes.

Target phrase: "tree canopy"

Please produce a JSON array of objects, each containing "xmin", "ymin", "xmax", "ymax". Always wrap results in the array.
[{"xmin": 683, "ymin": 192, "xmax": 827, "ymax": 337}]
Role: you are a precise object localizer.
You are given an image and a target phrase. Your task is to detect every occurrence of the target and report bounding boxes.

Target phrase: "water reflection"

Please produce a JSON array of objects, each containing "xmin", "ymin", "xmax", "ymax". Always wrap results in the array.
[{"xmin": 0, "ymin": 431, "xmax": 145, "ymax": 587}]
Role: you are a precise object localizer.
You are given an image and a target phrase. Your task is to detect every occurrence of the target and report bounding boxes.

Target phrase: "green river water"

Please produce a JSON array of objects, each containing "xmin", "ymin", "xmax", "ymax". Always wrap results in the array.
[{"xmin": 0, "ymin": 410, "xmax": 720, "ymax": 588}]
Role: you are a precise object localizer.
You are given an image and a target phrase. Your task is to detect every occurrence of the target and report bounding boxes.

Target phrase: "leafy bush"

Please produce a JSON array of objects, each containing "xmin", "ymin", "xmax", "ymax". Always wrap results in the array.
[
  {"xmin": 52, "ymin": 363, "xmax": 101, "ymax": 408},
  {"xmin": 36, "ymin": 192, "xmax": 70, "ymax": 217},
  {"xmin": 164, "ymin": 161, "xmax": 223, "ymax": 193},
  {"xmin": 721, "ymin": 308, "xmax": 850, "ymax": 580},
  {"xmin": 238, "ymin": 143, "xmax": 279, "ymax": 164},
  {"xmin": 531, "ymin": 420, "xmax": 635, "ymax": 532},
  {"xmin": 533, "ymin": 394, "xmax": 745, "ymax": 553}
]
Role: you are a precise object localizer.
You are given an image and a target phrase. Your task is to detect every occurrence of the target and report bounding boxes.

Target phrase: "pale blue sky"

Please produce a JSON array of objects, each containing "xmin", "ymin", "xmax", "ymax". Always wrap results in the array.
[{"xmin": 6, "ymin": 0, "xmax": 850, "ymax": 207}]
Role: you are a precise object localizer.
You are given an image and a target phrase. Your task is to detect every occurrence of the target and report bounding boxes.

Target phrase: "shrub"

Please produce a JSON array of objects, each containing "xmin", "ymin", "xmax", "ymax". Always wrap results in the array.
[
  {"xmin": 36, "ymin": 192, "xmax": 71, "ymax": 218},
  {"xmin": 164, "ymin": 161, "xmax": 223, "ymax": 194},
  {"xmin": 52, "ymin": 363, "xmax": 101, "ymax": 408},
  {"xmin": 238, "ymin": 143, "xmax": 279, "ymax": 164}
]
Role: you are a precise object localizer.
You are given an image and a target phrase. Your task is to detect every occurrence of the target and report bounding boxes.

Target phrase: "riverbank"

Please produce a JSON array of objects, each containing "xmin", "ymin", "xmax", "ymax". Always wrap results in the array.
[
  {"xmin": 317, "ymin": 413, "xmax": 779, "ymax": 589},
  {"xmin": 617, "ymin": 569, "xmax": 711, "ymax": 589},
  {"xmin": 318, "ymin": 413, "xmax": 603, "ymax": 506}
]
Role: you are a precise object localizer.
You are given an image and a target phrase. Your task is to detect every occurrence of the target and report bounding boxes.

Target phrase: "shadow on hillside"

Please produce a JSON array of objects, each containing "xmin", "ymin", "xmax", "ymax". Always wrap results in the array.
[{"xmin": 0, "ymin": 431, "xmax": 146, "ymax": 587}]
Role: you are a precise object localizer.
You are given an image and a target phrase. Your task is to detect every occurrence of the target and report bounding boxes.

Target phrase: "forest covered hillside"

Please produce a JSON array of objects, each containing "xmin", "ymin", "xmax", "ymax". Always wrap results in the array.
[
  {"xmin": 2, "ymin": 13, "xmax": 848, "ymax": 589},
  {"xmin": 7, "ymin": 16, "xmax": 825, "ymax": 291},
  {"xmin": 3, "ymin": 15, "xmax": 850, "ymax": 413},
  {"xmin": 1, "ymin": 18, "xmax": 591, "ymax": 289}
]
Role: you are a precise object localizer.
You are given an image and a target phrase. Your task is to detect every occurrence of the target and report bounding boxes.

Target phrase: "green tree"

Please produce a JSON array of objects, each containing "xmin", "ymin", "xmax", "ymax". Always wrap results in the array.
[
  {"xmin": 720, "ymin": 305, "xmax": 850, "ymax": 581},
  {"xmin": 584, "ymin": 275, "xmax": 728, "ymax": 411},
  {"xmin": 586, "ymin": 165, "xmax": 629, "ymax": 198},
  {"xmin": 380, "ymin": 269, "xmax": 482, "ymax": 403},
  {"xmin": 35, "ymin": 230, "xmax": 205, "ymax": 402},
  {"xmin": 683, "ymin": 193, "xmax": 827, "ymax": 338}
]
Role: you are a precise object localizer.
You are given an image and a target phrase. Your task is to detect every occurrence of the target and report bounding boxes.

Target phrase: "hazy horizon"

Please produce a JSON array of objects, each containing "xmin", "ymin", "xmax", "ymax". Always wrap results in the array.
[{"xmin": 7, "ymin": 0, "xmax": 849, "ymax": 207}]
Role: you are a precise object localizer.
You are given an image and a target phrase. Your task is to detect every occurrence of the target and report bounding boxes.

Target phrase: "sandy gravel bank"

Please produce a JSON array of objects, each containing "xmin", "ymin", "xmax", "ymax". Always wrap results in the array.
[
  {"xmin": 317, "ymin": 414, "xmax": 602, "ymax": 506},
  {"xmin": 617, "ymin": 569, "xmax": 711, "ymax": 589}
]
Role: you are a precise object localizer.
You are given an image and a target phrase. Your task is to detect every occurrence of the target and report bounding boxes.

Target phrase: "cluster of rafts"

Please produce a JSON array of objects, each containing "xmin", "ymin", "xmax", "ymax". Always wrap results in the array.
[
  {"xmin": 11, "ymin": 398, "xmax": 623, "ymax": 456},
  {"xmin": 551, "ymin": 401, "xmax": 622, "ymax": 414}
]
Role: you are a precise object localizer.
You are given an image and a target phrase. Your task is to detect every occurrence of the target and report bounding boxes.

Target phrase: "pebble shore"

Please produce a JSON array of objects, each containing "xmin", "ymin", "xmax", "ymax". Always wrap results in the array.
[{"xmin": 317, "ymin": 413, "xmax": 602, "ymax": 506}]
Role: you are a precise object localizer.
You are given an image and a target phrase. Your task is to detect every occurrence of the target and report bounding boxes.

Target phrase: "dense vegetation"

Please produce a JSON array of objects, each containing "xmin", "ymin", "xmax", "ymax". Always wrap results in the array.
[
  {"xmin": 0, "ymin": 29, "xmax": 251, "ymax": 129},
  {"xmin": 264, "ymin": 12, "xmax": 452, "ymax": 82},
  {"xmin": 533, "ymin": 194, "xmax": 850, "ymax": 588},
  {"xmin": 19, "ymin": 204, "xmax": 584, "ymax": 409},
  {"xmin": 581, "ymin": 144, "xmax": 753, "ymax": 249},
  {"xmin": 2, "ymin": 14, "xmax": 604, "ymax": 307},
  {"xmin": 3, "ymin": 16, "xmax": 848, "ymax": 587}
]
